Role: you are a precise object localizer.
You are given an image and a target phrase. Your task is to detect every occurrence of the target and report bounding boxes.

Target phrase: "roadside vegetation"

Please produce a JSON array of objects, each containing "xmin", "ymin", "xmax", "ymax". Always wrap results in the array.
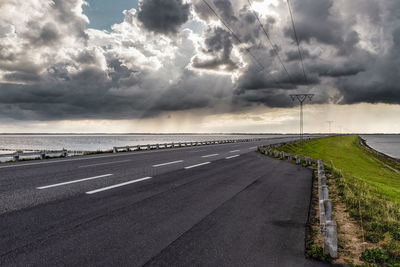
[{"xmin": 277, "ymin": 135, "xmax": 400, "ymax": 266}]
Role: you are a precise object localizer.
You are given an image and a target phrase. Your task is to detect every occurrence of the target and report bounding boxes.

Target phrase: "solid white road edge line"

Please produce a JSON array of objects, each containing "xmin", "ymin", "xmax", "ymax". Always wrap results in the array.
[
  {"xmin": 79, "ymin": 160, "xmax": 131, "ymax": 168},
  {"xmin": 184, "ymin": 162, "xmax": 211, "ymax": 169},
  {"xmin": 201, "ymin": 154, "xmax": 219, "ymax": 158},
  {"xmin": 248, "ymin": 146, "xmax": 257, "ymax": 149},
  {"xmin": 86, "ymin": 177, "xmax": 152, "ymax": 194},
  {"xmin": 152, "ymin": 160, "xmax": 183, "ymax": 167},
  {"xmin": 229, "ymin": 150, "xmax": 240, "ymax": 153},
  {"xmin": 37, "ymin": 174, "xmax": 113, "ymax": 189},
  {"xmin": 226, "ymin": 155, "xmax": 240, "ymax": 159}
]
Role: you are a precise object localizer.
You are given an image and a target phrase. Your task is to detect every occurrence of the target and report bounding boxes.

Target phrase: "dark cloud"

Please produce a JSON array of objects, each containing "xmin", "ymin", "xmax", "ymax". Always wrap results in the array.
[
  {"xmin": 24, "ymin": 22, "xmax": 60, "ymax": 47},
  {"xmin": 192, "ymin": 27, "xmax": 238, "ymax": 71},
  {"xmin": 285, "ymin": 49, "xmax": 312, "ymax": 61},
  {"xmin": 137, "ymin": 0, "xmax": 190, "ymax": 34},
  {"xmin": 309, "ymin": 62, "xmax": 365, "ymax": 78},
  {"xmin": 336, "ymin": 26, "xmax": 400, "ymax": 105},
  {"xmin": 213, "ymin": 0, "xmax": 237, "ymax": 23},
  {"xmin": 1, "ymin": 0, "xmax": 400, "ymax": 123}
]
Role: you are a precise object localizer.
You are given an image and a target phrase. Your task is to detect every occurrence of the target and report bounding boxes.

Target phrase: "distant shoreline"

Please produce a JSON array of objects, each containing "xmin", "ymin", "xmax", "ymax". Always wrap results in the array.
[{"xmin": 358, "ymin": 136, "xmax": 400, "ymax": 162}]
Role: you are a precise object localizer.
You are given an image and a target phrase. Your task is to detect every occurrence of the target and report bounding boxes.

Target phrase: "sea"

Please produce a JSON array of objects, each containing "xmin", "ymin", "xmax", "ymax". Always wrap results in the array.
[
  {"xmin": 0, "ymin": 134, "xmax": 398, "ymax": 159},
  {"xmin": 0, "ymin": 134, "xmax": 286, "ymax": 153},
  {"xmin": 361, "ymin": 134, "xmax": 400, "ymax": 159}
]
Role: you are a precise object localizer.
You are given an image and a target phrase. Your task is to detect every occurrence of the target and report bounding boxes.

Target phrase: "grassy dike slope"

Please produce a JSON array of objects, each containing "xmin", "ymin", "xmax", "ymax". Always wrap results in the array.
[{"xmin": 277, "ymin": 135, "xmax": 400, "ymax": 265}]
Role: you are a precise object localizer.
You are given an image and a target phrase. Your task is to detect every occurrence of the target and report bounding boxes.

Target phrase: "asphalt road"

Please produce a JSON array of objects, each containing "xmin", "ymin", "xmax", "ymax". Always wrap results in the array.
[{"xmin": 0, "ymin": 136, "xmax": 331, "ymax": 266}]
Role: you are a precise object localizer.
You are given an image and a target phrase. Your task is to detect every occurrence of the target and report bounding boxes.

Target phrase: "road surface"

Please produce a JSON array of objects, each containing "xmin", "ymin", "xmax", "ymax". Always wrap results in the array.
[{"xmin": 0, "ymin": 137, "xmax": 331, "ymax": 266}]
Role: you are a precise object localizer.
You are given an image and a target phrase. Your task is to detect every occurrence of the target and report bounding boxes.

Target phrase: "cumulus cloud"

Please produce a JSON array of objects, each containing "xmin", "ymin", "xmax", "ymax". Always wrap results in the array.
[{"xmin": 0, "ymin": 0, "xmax": 399, "ymax": 122}]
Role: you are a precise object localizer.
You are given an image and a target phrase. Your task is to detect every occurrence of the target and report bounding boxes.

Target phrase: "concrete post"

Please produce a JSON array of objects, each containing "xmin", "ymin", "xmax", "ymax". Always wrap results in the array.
[
  {"xmin": 136, "ymin": 145, "xmax": 140, "ymax": 151},
  {"xmin": 280, "ymin": 152, "xmax": 284, "ymax": 159},
  {"xmin": 113, "ymin": 147, "xmax": 117, "ymax": 153},
  {"xmin": 13, "ymin": 154, "xmax": 19, "ymax": 162},
  {"xmin": 126, "ymin": 146, "xmax": 130, "ymax": 152},
  {"xmin": 323, "ymin": 199, "xmax": 332, "ymax": 221},
  {"xmin": 40, "ymin": 151, "xmax": 46, "ymax": 160},
  {"xmin": 323, "ymin": 221, "xmax": 338, "ymax": 258},
  {"xmin": 147, "ymin": 144, "xmax": 151, "ymax": 150},
  {"xmin": 62, "ymin": 149, "xmax": 68, "ymax": 157},
  {"xmin": 321, "ymin": 185, "xmax": 329, "ymax": 199},
  {"xmin": 319, "ymin": 200, "xmax": 326, "ymax": 225},
  {"xmin": 318, "ymin": 175, "xmax": 327, "ymax": 186},
  {"xmin": 295, "ymin": 156, "xmax": 301, "ymax": 164}
]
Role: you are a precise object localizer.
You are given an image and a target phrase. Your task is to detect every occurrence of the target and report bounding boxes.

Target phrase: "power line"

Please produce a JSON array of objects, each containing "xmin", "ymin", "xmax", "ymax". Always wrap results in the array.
[
  {"xmin": 247, "ymin": 0, "xmax": 293, "ymax": 83},
  {"xmin": 201, "ymin": 0, "xmax": 281, "ymax": 87},
  {"xmin": 286, "ymin": 0, "xmax": 308, "ymax": 84}
]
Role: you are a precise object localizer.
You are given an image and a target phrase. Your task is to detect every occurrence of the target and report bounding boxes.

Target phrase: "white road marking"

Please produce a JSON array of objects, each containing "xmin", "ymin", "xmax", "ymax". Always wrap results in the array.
[
  {"xmin": 248, "ymin": 146, "xmax": 257, "ymax": 149},
  {"xmin": 229, "ymin": 150, "xmax": 240, "ymax": 153},
  {"xmin": 184, "ymin": 162, "xmax": 211, "ymax": 169},
  {"xmin": 0, "ymin": 142, "xmax": 235, "ymax": 169},
  {"xmin": 86, "ymin": 177, "xmax": 152, "ymax": 194},
  {"xmin": 37, "ymin": 174, "xmax": 113, "ymax": 189},
  {"xmin": 79, "ymin": 160, "xmax": 131, "ymax": 168},
  {"xmin": 152, "ymin": 160, "xmax": 183, "ymax": 167},
  {"xmin": 201, "ymin": 154, "xmax": 219, "ymax": 158},
  {"xmin": 226, "ymin": 154, "xmax": 240, "ymax": 159}
]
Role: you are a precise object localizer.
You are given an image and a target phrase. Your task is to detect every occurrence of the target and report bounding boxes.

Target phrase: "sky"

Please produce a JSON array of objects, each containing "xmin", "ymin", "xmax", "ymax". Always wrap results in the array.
[{"xmin": 0, "ymin": 0, "xmax": 399, "ymax": 133}]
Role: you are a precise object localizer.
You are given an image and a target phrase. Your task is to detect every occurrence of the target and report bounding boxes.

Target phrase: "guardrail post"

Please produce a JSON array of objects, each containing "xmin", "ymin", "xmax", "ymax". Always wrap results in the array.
[
  {"xmin": 147, "ymin": 144, "xmax": 151, "ymax": 150},
  {"xmin": 62, "ymin": 149, "xmax": 68, "ymax": 157},
  {"xmin": 13, "ymin": 154, "xmax": 19, "ymax": 162},
  {"xmin": 40, "ymin": 151, "xmax": 46, "ymax": 160},
  {"xmin": 113, "ymin": 147, "xmax": 117, "ymax": 153},
  {"xmin": 126, "ymin": 146, "xmax": 130, "ymax": 152},
  {"xmin": 323, "ymin": 221, "xmax": 338, "ymax": 258},
  {"xmin": 295, "ymin": 155, "xmax": 301, "ymax": 164},
  {"xmin": 323, "ymin": 199, "xmax": 332, "ymax": 220},
  {"xmin": 321, "ymin": 185, "xmax": 329, "ymax": 200}
]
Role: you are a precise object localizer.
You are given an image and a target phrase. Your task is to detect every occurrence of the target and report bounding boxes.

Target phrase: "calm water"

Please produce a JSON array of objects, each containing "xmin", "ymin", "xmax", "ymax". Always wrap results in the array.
[
  {"xmin": 361, "ymin": 134, "xmax": 400, "ymax": 159},
  {"xmin": 0, "ymin": 134, "xmax": 286, "ymax": 153}
]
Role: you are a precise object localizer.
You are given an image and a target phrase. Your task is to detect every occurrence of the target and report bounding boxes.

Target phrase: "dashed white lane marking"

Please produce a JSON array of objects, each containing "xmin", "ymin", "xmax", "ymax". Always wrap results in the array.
[
  {"xmin": 226, "ymin": 155, "xmax": 240, "ymax": 159},
  {"xmin": 184, "ymin": 162, "xmax": 211, "ymax": 169},
  {"xmin": 248, "ymin": 146, "xmax": 257, "ymax": 149},
  {"xmin": 201, "ymin": 154, "xmax": 219, "ymax": 158},
  {"xmin": 229, "ymin": 150, "xmax": 240, "ymax": 153},
  {"xmin": 79, "ymin": 160, "xmax": 131, "ymax": 168},
  {"xmin": 152, "ymin": 160, "xmax": 183, "ymax": 167},
  {"xmin": 86, "ymin": 177, "xmax": 152, "ymax": 194},
  {"xmin": 37, "ymin": 174, "xmax": 113, "ymax": 189}
]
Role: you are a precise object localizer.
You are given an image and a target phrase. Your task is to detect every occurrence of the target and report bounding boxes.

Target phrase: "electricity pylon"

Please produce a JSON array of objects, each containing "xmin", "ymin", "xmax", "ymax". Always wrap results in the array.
[{"xmin": 290, "ymin": 94, "xmax": 314, "ymax": 142}]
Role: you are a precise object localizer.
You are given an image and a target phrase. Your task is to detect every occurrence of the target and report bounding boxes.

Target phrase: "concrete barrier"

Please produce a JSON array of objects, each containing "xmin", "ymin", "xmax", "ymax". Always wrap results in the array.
[
  {"xmin": 317, "ymin": 160, "xmax": 338, "ymax": 258},
  {"xmin": 295, "ymin": 155, "xmax": 301, "ymax": 164},
  {"xmin": 4, "ymin": 149, "xmax": 69, "ymax": 162}
]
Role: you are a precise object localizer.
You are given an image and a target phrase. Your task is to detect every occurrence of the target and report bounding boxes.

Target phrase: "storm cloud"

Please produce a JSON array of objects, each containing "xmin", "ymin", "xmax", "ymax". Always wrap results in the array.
[
  {"xmin": 137, "ymin": 0, "xmax": 190, "ymax": 34},
  {"xmin": 0, "ymin": 0, "xmax": 399, "ymax": 122}
]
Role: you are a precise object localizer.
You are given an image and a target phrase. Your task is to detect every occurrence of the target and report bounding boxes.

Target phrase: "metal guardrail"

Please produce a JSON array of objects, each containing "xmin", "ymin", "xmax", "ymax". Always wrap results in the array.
[
  {"xmin": 258, "ymin": 143, "xmax": 338, "ymax": 258},
  {"xmin": 112, "ymin": 138, "xmax": 268, "ymax": 153},
  {"xmin": 1, "ymin": 138, "xmax": 270, "ymax": 162},
  {"xmin": 0, "ymin": 149, "xmax": 68, "ymax": 162}
]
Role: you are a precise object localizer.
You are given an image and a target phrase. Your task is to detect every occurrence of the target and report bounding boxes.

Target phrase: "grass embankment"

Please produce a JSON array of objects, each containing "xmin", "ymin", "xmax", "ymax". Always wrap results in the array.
[{"xmin": 277, "ymin": 135, "xmax": 400, "ymax": 266}]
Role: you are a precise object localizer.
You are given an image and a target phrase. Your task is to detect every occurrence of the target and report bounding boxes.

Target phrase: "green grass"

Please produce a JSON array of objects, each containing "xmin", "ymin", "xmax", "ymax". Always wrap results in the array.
[{"xmin": 276, "ymin": 135, "xmax": 400, "ymax": 265}]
